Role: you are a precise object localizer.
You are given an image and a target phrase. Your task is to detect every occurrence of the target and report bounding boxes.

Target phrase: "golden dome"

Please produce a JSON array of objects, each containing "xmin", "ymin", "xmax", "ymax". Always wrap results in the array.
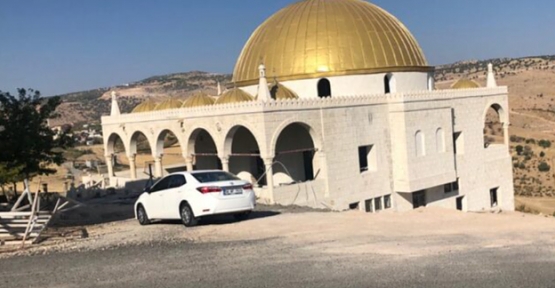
[
  {"xmin": 269, "ymin": 82, "xmax": 298, "ymax": 100},
  {"xmin": 153, "ymin": 98, "xmax": 183, "ymax": 111},
  {"xmin": 451, "ymin": 79, "xmax": 481, "ymax": 89},
  {"xmin": 182, "ymin": 92, "xmax": 215, "ymax": 108},
  {"xmin": 215, "ymin": 88, "xmax": 254, "ymax": 105},
  {"xmin": 233, "ymin": 0, "xmax": 430, "ymax": 86},
  {"xmin": 132, "ymin": 98, "xmax": 157, "ymax": 113}
]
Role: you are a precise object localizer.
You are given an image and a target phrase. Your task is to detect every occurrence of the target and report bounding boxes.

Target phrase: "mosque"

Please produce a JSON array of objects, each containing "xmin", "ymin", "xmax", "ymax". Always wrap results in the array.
[{"xmin": 101, "ymin": 0, "xmax": 514, "ymax": 212}]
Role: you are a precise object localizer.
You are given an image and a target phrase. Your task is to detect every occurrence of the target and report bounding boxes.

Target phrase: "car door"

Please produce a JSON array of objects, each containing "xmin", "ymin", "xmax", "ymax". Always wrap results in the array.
[
  {"xmin": 147, "ymin": 176, "xmax": 172, "ymax": 219},
  {"xmin": 161, "ymin": 175, "xmax": 187, "ymax": 219}
]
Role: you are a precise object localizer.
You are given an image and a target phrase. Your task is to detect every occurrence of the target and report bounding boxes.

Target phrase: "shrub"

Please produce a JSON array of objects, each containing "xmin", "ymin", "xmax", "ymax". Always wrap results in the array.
[
  {"xmin": 539, "ymin": 140, "xmax": 552, "ymax": 149},
  {"xmin": 526, "ymin": 139, "xmax": 536, "ymax": 144},
  {"xmin": 516, "ymin": 145, "xmax": 524, "ymax": 155},
  {"xmin": 540, "ymin": 151, "xmax": 546, "ymax": 157},
  {"xmin": 538, "ymin": 162, "xmax": 551, "ymax": 172}
]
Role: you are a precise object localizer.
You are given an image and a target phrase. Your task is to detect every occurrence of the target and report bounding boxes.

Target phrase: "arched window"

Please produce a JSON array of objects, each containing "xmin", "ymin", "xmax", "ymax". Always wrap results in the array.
[
  {"xmin": 436, "ymin": 128, "xmax": 445, "ymax": 153},
  {"xmin": 317, "ymin": 78, "xmax": 331, "ymax": 98},
  {"xmin": 384, "ymin": 74, "xmax": 396, "ymax": 94},
  {"xmin": 415, "ymin": 130, "xmax": 425, "ymax": 157}
]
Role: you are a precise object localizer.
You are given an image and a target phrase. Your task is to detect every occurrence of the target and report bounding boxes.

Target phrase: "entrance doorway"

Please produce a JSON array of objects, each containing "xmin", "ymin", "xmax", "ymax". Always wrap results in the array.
[
  {"xmin": 412, "ymin": 191, "xmax": 426, "ymax": 209},
  {"xmin": 456, "ymin": 196, "xmax": 464, "ymax": 211}
]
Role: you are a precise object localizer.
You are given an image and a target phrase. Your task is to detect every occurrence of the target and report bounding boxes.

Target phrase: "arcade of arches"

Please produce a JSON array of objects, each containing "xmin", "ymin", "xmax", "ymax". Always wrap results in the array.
[{"xmin": 104, "ymin": 123, "xmax": 320, "ymax": 189}]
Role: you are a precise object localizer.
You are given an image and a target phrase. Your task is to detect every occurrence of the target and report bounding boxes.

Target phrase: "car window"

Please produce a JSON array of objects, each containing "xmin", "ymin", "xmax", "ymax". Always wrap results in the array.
[
  {"xmin": 191, "ymin": 171, "xmax": 240, "ymax": 183},
  {"xmin": 168, "ymin": 175, "xmax": 186, "ymax": 189},
  {"xmin": 149, "ymin": 176, "xmax": 171, "ymax": 193}
]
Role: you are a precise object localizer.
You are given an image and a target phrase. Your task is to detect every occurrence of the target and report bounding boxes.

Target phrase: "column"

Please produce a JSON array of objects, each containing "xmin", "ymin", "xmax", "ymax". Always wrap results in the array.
[
  {"xmin": 264, "ymin": 158, "xmax": 275, "ymax": 204},
  {"xmin": 105, "ymin": 155, "xmax": 114, "ymax": 177},
  {"xmin": 105, "ymin": 155, "xmax": 114, "ymax": 187},
  {"xmin": 184, "ymin": 156, "xmax": 194, "ymax": 172},
  {"xmin": 503, "ymin": 123, "xmax": 510, "ymax": 146},
  {"xmin": 128, "ymin": 154, "xmax": 137, "ymax": 180},
  {"xmin": 154, "ymin": 155, "xmax": 163, "ymax": 178},
  {"xmin": 221, "ymin": 157, "xmax": 230, "ymax": 172}
]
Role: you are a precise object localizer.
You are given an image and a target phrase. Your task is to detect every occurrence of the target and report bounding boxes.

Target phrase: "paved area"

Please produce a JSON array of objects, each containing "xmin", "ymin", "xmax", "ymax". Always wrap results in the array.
[
  {"xmin": 1, "ymin": 205, "xmax": 555, "ymax": 287},
  {"xmin": 1, "ymin": 238, "xmax": 554, "ymax": 288}
]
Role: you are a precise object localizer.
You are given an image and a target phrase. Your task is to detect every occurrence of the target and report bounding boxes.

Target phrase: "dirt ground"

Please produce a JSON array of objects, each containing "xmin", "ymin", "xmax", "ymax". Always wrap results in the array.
[{"xmin": 2, "ymin": 195, "xmax": 555, "ymax": 259}]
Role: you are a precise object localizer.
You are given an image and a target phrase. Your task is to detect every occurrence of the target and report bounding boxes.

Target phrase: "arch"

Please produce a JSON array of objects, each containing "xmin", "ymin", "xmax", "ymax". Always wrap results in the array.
[
  {"xmin": 105, "ymin": 132, "xmax": 127, "ymax": 156},
  {"xmin": 317, "ymin": 78, "xmax": 331, "ymax": 98},
  {"xmin": 415, "ymin": 130, "xmax": 425, "ymax": 157},
  {"xmin": 273, "ymin": 122, "xmax": 320, "ymax": 185},
  {"xmin": 385, "ymin": 73, "xmax": 396, "ymax": 94},
  {"xmin": 154, "ymin": 129, "xmax": 181, "ymax": 158},
  {"xmin": 483, "ymin": 103, "xmax": 507, "ymax": 148},
  {"xmin": 436, "ymin": 128, "xmax": 445, "ymax": 153},
  {"xmin": 270, "ymin": 119, "xmax": 323, "ymax": 157},
  {"xmin": 187, "ymin": 128, "xmax": 221, "ymax": 170},
  {"xmin": 224, "ymin": 125, "xmax": 265, "ymax": 185},
  {"xmin": 129, "ymin": 130, "xmax": 153, "ymax": 156}
]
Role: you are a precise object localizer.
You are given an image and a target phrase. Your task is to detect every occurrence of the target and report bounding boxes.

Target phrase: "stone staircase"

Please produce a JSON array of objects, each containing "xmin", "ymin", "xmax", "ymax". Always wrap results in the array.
[{"xmin": 0, "ymin": 211, "xmax": 52, "ymax": 245}]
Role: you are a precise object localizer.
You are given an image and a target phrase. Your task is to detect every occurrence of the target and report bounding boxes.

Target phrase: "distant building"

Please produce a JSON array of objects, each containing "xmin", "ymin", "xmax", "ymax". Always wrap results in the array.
[{"xmin": 101, "ymin": 0, "xmax": 514, "ymax": 212}]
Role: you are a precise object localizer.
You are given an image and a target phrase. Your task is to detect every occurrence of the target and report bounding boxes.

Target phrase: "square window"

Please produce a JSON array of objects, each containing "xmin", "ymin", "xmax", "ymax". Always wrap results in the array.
[
  {"xmin": 358, "ymin": 145, "xmax": 377, "ymax": 173},
  {"xmin": 384, "ymin": 195, "xmax": 391, "ymax": 209},
  {"xmin": 365, "ymin": 199, "xmax": 373, "ymax": 213},
  {"xmin": 374, "ymin": 197, "xmax": 382, "ymax": 211}
]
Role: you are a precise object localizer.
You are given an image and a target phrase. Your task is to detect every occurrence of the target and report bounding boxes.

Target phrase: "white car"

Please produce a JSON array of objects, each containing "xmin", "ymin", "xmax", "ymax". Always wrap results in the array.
[{"xmin": 134, "ymin": 170, "xmax": 256, "ymax": 227}]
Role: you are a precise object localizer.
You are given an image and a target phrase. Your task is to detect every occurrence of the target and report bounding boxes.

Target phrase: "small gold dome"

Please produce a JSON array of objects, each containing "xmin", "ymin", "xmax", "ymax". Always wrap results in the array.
[
  {"xmin": 132, "ymin": 98, "xmax": 157, "ymax": 113},
  {"xmin": 451, "ymin": 79, "xmax": 481, "ymax": 89},
  {"xmin": 269, "ymin": 82, "xmax": 298, "ymax": 100},
  {"xmin": 182, "ymin": 92, "xmax": 215, "ymax": 108},
  {"xmin": 215, "ymin": 88, "xmax": 254, "ymax": 105},
  {"xmin": 233, "ymin": 0, "xmax": 431, "ymax": 86},
  {"xmin": 153, "ymin": 98, "xmax": 183, "ymax": 111}
]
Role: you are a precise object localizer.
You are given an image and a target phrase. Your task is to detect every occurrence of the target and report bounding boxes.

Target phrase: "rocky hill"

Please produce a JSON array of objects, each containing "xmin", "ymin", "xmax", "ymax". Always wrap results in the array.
[{"xmin": 51, "ymin": 71, "xmax": 232, "ymax": 128}]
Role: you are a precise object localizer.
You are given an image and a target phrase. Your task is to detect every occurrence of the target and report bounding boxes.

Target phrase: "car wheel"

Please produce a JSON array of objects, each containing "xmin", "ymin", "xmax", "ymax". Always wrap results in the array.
[
  {"xmin": 233, "ymin": 211, "xmax": 251, "ymax": 222},
  {"xmin": 137, "ymin": 205, "xmax": 150, "ymax": 226},
  {"xmin": 180, "ymin": 204, "xmax": 198, "ymax": 227}
]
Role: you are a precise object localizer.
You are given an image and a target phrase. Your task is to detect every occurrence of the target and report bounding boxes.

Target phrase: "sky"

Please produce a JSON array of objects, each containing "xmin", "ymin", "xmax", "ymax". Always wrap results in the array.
[{"xmin": 1, "ymin": 0, "xmax": 554, "ymax": 96}]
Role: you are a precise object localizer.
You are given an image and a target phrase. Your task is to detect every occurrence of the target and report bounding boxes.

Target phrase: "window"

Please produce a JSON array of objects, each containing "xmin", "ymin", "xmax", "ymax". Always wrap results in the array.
[
  {"xmin": 444, "ymin": 180, "xmax": 459, "ymax": 194},
  {"xmin": 191, "ymin": 171, "xmax": 240, "ymax": 183},
  {"xmin": 436, "ymin": 128, "xmax": 445, "ymax": 153},
  {"xmin": 490, "ymin": 188, "xmax": 498, "ymax": 207},
  {"xmin": 384, "ymin": 74, "xmax": 396, "ymax": 94},
  {"xmin": 149, "ymin": 176, "xmax": 172, "ymax": 193},
  {"xmin": 384, "ymin": 195, "xmax": 392, "ymax": 209},
  {"xmin": 365, "ymin": 199, "xmax": 373, "ymax": 213},
  {"xmin": 374, "ymin": 197, "xmax": 382, "ymax": 211},
  {"xmin": 358, "ymin": 145, "xmax": 377, "ymax": 173},
  {"xmin": 317, "ymin": 78, "xmax": 331, "ymax": 98},
  {"xmin": 415, "ymin": 131, "xmax": 426, "ymax": 157},
  {"xmin": 168, "ymin": 175, "xmax": 186, "ymax": 189},
  {"xmin": 349, "ymin": 202, "xmax": 360, "ymax": 210}
]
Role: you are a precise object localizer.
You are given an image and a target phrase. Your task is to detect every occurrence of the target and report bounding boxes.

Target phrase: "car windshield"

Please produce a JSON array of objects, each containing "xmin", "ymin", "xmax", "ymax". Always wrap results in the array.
[{"xmin": 192, "ymin": 171, "xmax": 240, "ymax": 183}]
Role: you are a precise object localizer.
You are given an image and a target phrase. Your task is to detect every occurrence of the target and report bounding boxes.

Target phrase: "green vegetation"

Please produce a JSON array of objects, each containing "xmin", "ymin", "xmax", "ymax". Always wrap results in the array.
[
  {"xmin": 0, "ymin": 88, "xmax": 73, "ymax": 183},
  {"xmin": 538, "ymin": 162, "xmax": 551, "ymax": 172}
]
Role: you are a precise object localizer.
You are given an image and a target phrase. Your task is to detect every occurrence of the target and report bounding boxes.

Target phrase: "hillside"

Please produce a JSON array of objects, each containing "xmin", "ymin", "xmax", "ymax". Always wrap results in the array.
[{"xmin": 50, "ymin": 71, "xmax": 232, "ymax": 128}]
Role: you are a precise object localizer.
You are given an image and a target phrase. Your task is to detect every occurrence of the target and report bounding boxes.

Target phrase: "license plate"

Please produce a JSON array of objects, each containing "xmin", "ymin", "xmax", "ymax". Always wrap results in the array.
[{"xmin": 223, "ymin": 188, "xmax": 243, "ymax": 196}]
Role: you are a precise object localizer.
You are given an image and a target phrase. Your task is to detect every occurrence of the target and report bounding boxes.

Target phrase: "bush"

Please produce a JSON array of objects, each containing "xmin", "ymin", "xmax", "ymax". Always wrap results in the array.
[
  {"xmin": 538, "ymin": 162, "xmax": 551, "ymax": 172},
  {"xmin": 526, "ymin": 139, "xmax": 536, "ymax": 144},
  {"xmin": 539, "ymin": 140, "xmax": 552, "ymax": 149},
  {"xmin": 516, "ymin": 145, "xmax": 524, "ymax": 155},
  {"xmin": 540, "ymin": 151, "xmax": 546, "ymax": 157}
]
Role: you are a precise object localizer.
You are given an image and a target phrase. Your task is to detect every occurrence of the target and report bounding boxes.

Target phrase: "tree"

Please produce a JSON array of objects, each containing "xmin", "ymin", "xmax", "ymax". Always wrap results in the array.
[
  {"xmin": 0, "ymin": 163, "xmax": 23, "ymax": 195},
  {"xmin": 0, "ymin": 89, "xmax": 73, "ymax": 180}
]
